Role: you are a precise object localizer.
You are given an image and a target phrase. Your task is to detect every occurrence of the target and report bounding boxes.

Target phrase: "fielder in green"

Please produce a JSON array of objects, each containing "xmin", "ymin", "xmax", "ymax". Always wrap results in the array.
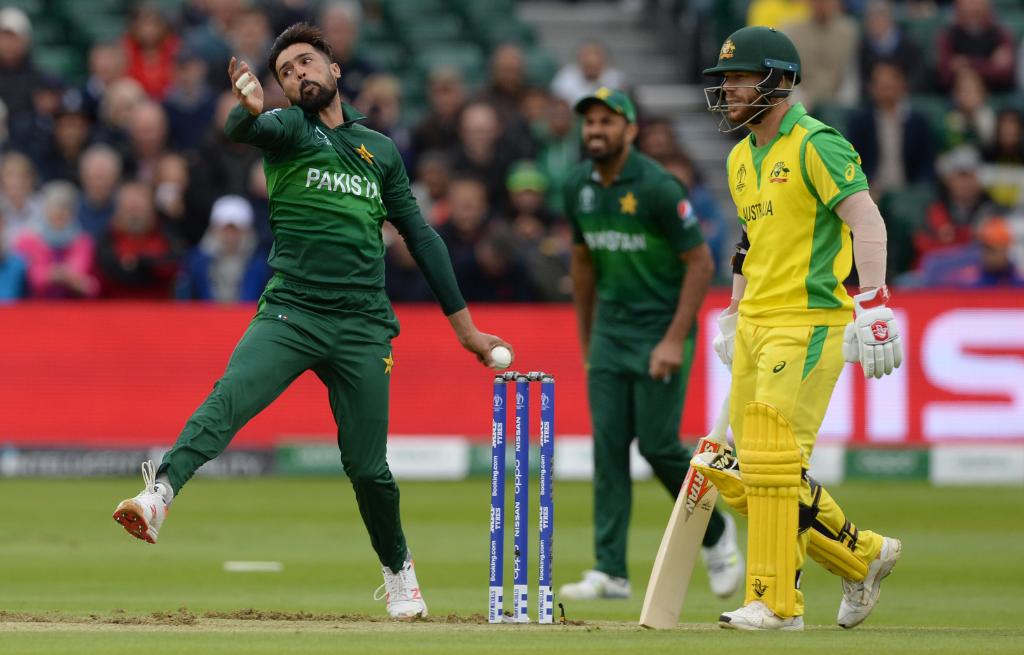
[
  {"xmin": 111, "ymin": 23, "xmax": 513, "ymax": 620},
  {"xmin": 559, "ymin": 88, "xmax": 742, "ymax": 600}
]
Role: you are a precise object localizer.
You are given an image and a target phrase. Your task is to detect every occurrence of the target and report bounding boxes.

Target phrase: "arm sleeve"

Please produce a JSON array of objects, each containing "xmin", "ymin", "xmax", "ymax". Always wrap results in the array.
[
  {"xmin": 383, "ymin": 141, "xmax": 467, "ymax": 315},
  {"xmin": 224, "ymin": 105, "xmax": 290, "ymax": 150},
  {"xmin": 652, "ymin": 176, "xmax": 704, "ymax": 252},
  {"xmin": 835, "ymin": 189, "xmax": 888, "ymax": 289},
  {"xmin": 802, "ymin": 131, "xmax": 870, "ymax": 210},
  {"xmin": 731, "ymin": 223, "xmax": 750, "ymax": 275}
]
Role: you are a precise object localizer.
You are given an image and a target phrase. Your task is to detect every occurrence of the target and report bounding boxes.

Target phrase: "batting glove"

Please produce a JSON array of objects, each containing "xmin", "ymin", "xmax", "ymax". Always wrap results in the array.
[
  {"xmin": 712, "ymin": 308, "xmax": 738, "ymax": 368},
  {"xmin": 845, "ymin": 286, "xmax": 903, "ymax": 379}
]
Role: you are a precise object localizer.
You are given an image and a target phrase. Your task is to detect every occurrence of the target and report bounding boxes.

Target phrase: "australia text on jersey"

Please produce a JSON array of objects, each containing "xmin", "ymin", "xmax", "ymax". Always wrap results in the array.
[
  {"xmin": 740, "ymin": 200, "xmax": 774, "ymax": 222},
  {"xmin": 305, "ymin": 168, "xmax": 383, "ymax": 205}
]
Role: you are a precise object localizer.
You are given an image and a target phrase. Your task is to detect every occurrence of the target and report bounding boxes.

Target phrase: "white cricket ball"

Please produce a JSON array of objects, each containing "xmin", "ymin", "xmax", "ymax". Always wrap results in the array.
[{"xmin": 490, "ymin": 345, "xmax": 512, "ymax": 370}]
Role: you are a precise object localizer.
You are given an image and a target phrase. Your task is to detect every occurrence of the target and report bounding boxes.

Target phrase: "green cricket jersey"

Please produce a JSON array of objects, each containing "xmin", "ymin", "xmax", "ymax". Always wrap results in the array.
[
  {"xmin": 224, "ymin": 103, "xmax": 465, "ymax": 314},
  {"xmin": 565, "ymin": 149, "xmax": 704, "ymax": 338}
]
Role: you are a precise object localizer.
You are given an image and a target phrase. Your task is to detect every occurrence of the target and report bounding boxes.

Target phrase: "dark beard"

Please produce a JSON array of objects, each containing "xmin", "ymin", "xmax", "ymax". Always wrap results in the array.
[
  {"xmin": 588, "ymin": 141, "xmax": 624, "ymax": 164},
  {"xmin": 296, "ymin": 79, "xmax": 337, "ymax": 113}
]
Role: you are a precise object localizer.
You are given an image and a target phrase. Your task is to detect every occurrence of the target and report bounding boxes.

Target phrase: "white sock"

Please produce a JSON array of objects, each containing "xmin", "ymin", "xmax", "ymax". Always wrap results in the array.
[{"xmin": 154, "ymin": 474, "xmax": 174, "ymax": 507}]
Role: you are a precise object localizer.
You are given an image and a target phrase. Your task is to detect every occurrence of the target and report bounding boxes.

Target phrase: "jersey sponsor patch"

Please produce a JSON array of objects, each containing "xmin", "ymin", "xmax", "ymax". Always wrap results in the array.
[
  {"xmin": 677, "ymin": 199, "xmax": 698, "ymax": 227},
  {"xmin": 735, "ymin": 164, "xmax": 747, "ymax": 192}
]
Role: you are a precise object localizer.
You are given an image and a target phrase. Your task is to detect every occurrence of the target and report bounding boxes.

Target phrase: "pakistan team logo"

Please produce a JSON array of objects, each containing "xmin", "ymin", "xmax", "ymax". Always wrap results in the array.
[
  {"xmin": 579, "ymin": 186, "xmax": 595, "ymax": 213},
  {"xmin": 769, "ymin": 161, "xmax": 790, "ymax": 184}
]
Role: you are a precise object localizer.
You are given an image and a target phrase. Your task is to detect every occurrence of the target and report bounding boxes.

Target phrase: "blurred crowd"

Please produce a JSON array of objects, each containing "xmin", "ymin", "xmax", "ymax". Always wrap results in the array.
[{"xmin": 0, "ymin": 0, "xmax": 1021, "ymax": 305}]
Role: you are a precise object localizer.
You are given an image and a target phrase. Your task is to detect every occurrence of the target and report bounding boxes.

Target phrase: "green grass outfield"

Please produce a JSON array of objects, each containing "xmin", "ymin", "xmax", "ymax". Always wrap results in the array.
[{"xmin": 1, "ymin": 478, "xmax": 1021, "ymax": 654}]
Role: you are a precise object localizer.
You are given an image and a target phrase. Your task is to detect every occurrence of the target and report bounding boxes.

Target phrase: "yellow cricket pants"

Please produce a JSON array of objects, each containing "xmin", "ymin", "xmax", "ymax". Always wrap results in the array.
[{"xmin": 730, "ymin": 319, "xmax": 884, "ymax": 617}]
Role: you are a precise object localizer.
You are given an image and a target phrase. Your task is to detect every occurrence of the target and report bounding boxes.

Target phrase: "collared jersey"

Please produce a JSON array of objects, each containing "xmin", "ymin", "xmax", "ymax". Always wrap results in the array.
[
  {"xmin": 727, "ymin": 103, "xmax": 868, "ymax": 326},
  {"xmin": 564, "ymin": 149, "xmax": 704, "ymax": 338},
  {"xmin": 224, "ymin": 103, "xmax": 420, "ymax": 288}
]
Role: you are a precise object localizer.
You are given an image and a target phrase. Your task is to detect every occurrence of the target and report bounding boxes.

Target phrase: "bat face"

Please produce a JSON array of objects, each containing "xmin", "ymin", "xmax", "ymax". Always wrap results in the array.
[{"xmin": 639, "ymin": 436, "xmax": 733, "ymax": 630}]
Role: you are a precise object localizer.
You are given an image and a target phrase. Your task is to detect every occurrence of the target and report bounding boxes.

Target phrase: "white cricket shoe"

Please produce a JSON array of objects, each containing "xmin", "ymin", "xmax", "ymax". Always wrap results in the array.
[
  {"xmin": 112, "ymin": 460, "xmax": 168, "ymax": 544},
  {"xmin": 375, "ymin": 557, "xmax": 428, "ymax": 619},
  {"xmin": 837, "ymin": 536, "xmax": 902, "ymax": 629},
  {"xmin": 558, "ymin": 569, "xmax": 631, "ymax": 600},
  {"xmin": 701, "ymin": 513, "xmax": 743, "ymax": 597},
  {"xmin": 719, "ymin": 600, "xmax": 804, "ymax": 631}
]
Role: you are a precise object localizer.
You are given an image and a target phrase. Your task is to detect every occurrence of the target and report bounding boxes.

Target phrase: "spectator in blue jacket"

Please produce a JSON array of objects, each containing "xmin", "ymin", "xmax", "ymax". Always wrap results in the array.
[
  {"xmin": 176, "ymin": 194, "xmax": 270, "ymax": 302},
  {"xmin": 0, "ymin": 207, "xmax": 26, "ymax": 301}
]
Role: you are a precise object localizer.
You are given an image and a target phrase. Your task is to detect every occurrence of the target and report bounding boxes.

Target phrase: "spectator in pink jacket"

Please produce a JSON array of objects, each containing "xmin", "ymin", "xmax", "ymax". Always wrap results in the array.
[{"xmin": 14, "ymin": 180, "xmax": 99, "ymax": 298}]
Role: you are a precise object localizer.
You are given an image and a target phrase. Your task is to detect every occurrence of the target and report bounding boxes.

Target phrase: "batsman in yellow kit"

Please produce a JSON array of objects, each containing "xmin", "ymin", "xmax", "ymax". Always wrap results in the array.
[{"xmin": 697, "ymin": 26, "xmax": 905, "ymax": 631}]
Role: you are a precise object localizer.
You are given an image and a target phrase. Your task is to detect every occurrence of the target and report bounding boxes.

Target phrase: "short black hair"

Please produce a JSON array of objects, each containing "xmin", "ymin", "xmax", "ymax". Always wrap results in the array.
[{"xmin": 267, "ymin": 22, "xmax": 335, "ymax": 83}]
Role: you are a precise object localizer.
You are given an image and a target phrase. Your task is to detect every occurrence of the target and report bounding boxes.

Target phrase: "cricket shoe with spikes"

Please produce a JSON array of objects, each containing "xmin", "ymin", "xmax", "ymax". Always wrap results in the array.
[
  {"xmin": 719, "ymin": 600, "xmax": 804, "ymax": 631},
  {"xmin": 558, "ymin": 569, "xmax": 631, "ymax": 600},
  {"xmin": 375, "ymin": 556, "xmax": 428, "ymax": 619},
  {"xmin": 837, "ymin": 536, "xmax": 902, "ymax": 629},
  {"xmin": 701, "ymin": 513, "xmax": 743, "ymax": 597},
  {"xmin": 112, "ymin": 460, "xmax": 169, "ymax": 544}
]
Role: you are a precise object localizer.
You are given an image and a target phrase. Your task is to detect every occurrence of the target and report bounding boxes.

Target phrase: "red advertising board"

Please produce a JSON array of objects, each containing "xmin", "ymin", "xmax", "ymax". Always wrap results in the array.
[{"xmin": 1, "ymin": 290, "xmax": 1022, "ymax": 446}]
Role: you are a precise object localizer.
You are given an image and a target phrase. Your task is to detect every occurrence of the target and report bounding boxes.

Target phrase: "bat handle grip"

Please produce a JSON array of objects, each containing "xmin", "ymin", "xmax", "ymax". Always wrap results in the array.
[{"xmin": 706, "ymin": 393, "xmax": 730, "ymax": 445}]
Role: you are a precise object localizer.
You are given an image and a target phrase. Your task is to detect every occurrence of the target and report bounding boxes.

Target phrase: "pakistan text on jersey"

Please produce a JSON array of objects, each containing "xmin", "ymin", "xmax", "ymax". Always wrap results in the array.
[
  {"xmin": 305, "ymin": 168, "xmax": 382, "ymax": 203},
  {"xmin": 741, "ymin": 200, "xmax": 774, "ymax": 222},
  {"xmin": 583, "ymin": 231, "xmax": 647, "ymax": 252}
]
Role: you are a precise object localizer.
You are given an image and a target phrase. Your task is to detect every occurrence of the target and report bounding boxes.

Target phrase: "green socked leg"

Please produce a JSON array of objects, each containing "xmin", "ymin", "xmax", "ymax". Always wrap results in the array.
[
  {"xmin": 633, "ymin": 339, "xmax": 725, "ymax": 547},
  {"xmin": 588, "ymin": 368, "xmax": 634, "ymax": 580},
  {"xmin": 160, "ymin": 314, "xmax": 321, "ymax": 492},
  {"xmin": 317, "ymin": 340, "xmax": 406, "ymax": 572}
]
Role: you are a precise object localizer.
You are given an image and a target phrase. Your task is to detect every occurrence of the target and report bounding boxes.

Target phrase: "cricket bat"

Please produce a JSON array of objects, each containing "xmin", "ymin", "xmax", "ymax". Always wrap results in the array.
[{"xmin": 639, "ymin": 395, "xmax": 731, "ymax": 629}]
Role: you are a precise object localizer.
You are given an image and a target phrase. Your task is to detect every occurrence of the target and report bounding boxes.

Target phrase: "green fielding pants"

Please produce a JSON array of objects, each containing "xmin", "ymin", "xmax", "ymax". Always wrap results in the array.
[
  {"xmin": 159, "ymin": 277, "xmax": 407, "ymax": 572},
  {"xmin": 587, "ymin": 332, "xmax": 725, "ymax": 580}
]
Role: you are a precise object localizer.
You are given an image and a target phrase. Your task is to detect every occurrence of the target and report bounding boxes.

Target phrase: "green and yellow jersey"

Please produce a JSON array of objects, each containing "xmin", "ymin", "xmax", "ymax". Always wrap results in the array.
[
  {"xmin": 727, "ymin": 103, "xmax": 867, "ymax": 326},
  {"xmin": 564, "ymin": 149, "xmax": 704, "ymax": 340},
  {"xmin": 224, "ymin": 103, "xmax": 464, "ymax": 314}
]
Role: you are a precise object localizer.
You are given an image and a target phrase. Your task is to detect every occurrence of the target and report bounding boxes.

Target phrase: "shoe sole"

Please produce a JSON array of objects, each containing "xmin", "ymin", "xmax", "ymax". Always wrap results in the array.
[
  {"xmin": 718, "ymin": 618, "xmax": 804, "ymax": 631},
  {"xmin": 112, "ymin": 500, "xmax": 156, "ymax": 544},
  {"xmin": 838, "ymin": 539, "xmax": 902, "ymax": 629}
]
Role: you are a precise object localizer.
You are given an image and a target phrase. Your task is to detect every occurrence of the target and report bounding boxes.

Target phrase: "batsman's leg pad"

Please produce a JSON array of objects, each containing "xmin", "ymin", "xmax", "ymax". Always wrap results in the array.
[
  {"xmin": 691, "ymin": 450, "xmax": 748, "ymax": 515},
  {"xmin": 802, "ymin": 475, "xmax": 883, "ymax": 581},
  {"xmin": 739, "ymin": 402, "xmax": 803, "ymax": 618}
]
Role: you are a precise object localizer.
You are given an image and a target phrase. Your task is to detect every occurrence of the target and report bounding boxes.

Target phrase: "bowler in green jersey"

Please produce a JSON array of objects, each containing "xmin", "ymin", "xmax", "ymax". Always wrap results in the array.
[
  {"xmin": 559, "ymin": 88, "xmax": 742, "ymax": 601},
  {"xmin": 112, "ymin": 23, "xmax": 512, "ymax": 620}
]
